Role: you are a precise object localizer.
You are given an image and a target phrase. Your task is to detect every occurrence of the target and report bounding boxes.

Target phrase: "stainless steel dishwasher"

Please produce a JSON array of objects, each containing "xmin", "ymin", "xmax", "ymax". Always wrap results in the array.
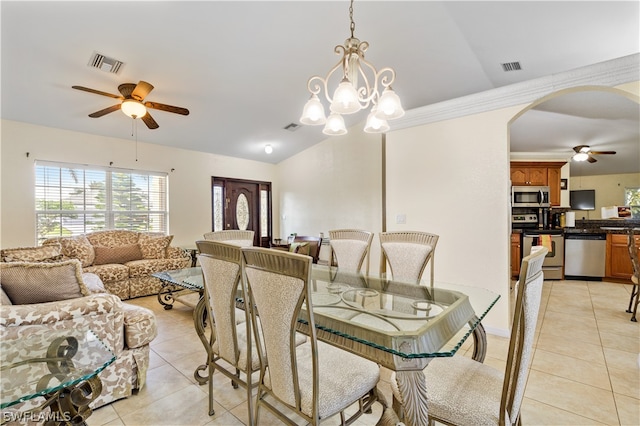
[{"xmin": 564, "ymin": 233, "xmax": 607, "ymax": 280}]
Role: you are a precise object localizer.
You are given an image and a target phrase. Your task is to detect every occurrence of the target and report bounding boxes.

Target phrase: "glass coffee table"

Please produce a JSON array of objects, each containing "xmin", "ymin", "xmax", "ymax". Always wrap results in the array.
[
  {"xmin": 153, "ymin": 267, "xmax": 203, "ymax": 310},
  {"xmin": 1, "ymin": 328, "xmax": 115, "ymax": 425}
]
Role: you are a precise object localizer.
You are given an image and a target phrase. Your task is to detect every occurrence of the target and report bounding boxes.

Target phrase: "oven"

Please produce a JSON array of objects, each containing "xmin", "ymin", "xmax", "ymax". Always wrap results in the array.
[{"xmin": 522, "ymin": 230, "xmax": 564, "ymax": 280}]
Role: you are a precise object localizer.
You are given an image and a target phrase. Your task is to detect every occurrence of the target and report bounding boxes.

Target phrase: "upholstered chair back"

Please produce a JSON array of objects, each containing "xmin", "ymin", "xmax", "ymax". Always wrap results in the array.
[{"xmin": 328, "ymin": 229, "xmax": 373, "ymax": 275}]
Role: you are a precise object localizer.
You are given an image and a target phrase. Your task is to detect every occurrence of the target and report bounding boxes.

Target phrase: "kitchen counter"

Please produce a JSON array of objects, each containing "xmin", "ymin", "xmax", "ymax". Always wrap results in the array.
[{"xmin": 513, "ymin": 219, "xmax": 640, "ymax": 235}]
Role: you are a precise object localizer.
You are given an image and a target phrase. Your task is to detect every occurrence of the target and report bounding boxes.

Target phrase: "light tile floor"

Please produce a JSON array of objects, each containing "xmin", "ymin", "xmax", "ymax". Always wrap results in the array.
[{"xmin": 89, "ymin": 280, "xmax": 639, "ymax": 425}]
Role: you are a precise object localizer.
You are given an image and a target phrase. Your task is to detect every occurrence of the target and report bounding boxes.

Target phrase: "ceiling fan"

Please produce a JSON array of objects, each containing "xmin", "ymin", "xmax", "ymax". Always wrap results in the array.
[
  {"xmin": 572, "ymin": 145, "xmax": 616, "ymax": 163},
  {"xmin": 72, "ymin": 81, "xmax": 189, "ymax": 129}
]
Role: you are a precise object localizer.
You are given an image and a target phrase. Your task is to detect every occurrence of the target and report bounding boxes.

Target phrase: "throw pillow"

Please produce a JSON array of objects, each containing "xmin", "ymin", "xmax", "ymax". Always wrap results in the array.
[
  {"xmin": 81, "ymin": 272, "xmax": 107, "ymax": 294},
  {"xmin": 0, "ymin": 260, "xmax": 90, "ymax": 305},
  {"xmin": 0, "ymin": 244, "xmax": 63, "ymax": 263},
  {"xmin": 93, "ymin": 244, "xmax": 143, "ymax": 265},
  {"xmin": 290, "ymin": 242, "xmax": 310, "ymax": 256},
  {"xmin": 57, "ymin": 235, "xmax": 95, "ymax": 267},
  {"xmin": 138, "ymin": 234, "xmax": 173, "ymax": 259}
]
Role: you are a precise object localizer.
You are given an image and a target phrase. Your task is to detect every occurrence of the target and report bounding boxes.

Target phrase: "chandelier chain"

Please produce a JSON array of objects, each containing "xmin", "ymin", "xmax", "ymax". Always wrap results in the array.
[{"xmin": 349, "ymin": 0, "xmax": 355, "ymax": 38}]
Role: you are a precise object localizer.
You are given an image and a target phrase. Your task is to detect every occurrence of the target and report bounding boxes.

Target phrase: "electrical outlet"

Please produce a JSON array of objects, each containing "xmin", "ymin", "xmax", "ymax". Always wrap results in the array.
[{"xmin": 396, "ymin": 214, "xmax": 406, "ymax": 224}]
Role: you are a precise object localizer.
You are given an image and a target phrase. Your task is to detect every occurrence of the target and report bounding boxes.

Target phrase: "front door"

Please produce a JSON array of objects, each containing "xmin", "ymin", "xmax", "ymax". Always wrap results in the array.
[{"xmin": 212, "ymin": 177, "xmax": 271, "ymax": 247}]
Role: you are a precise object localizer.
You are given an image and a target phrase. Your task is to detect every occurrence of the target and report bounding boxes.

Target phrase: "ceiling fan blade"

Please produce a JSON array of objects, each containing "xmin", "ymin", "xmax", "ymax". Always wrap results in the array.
[
  {"xmin": 145, "ymin": 101, "xmax": 190, "ymax": 116},
  {"xmin": 72, "ymin": 85, "xmax": 122, "ymax": 99},
  {"xmin": 590, "ymin": 151, "xmax": 616, "ymax": 155},
  {"xmin": 587, "ymin": 156, "xmax": 598, "ymax": 163},
  {"xmin": 572, "ymin": 145, "xmax": 590, "ymax": 153},
  {"xmin": 141, "ymin": 112, "xmax": 159, "ymax": 129},
  {"xmin": 118, "ymin": 83, "xmax": 137, "ymax": 98},
  {"xmin": 88, "ymin": 104, "xmax": 121, "ymax": 118},
  {"xmin": 131, "ymin": 81, "xmax": 154, "ymax": 101}
]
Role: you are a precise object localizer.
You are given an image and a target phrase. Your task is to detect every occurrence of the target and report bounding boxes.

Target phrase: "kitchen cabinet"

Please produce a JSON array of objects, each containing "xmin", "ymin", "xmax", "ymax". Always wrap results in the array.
[
  {"xmin": 605, "ymin": 233, "xmax": 640, "ymax": 281},
  {"xmin": 511, "ymin": 232, "xmax": 521, "ymax": 278},
  {"xmin": 510, "ymin": 161, "xmax": 566, "ymax": 206},
  {"xmin": 510, "ymin": 165, "xmax": 547, "ymax": 186}
]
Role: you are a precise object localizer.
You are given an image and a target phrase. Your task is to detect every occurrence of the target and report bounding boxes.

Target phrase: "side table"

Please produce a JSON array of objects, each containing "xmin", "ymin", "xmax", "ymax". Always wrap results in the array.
[{"xmin": 1, "ymin": 328, "xmax": 115, "ymax": 425}]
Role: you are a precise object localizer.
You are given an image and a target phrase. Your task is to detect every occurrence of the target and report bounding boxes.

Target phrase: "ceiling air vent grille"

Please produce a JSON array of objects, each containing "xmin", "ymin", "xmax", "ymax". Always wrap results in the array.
[
  {"xmin": 284, "ymin": 123, "xmax": 300, "ymax": 132},
  {"xmin": 501, "ymin": 61, "xmax": 522, "ymax": 72},
  {"xmin": 88, "ymin": 52, "xmax": 124, "ymax": 74}
]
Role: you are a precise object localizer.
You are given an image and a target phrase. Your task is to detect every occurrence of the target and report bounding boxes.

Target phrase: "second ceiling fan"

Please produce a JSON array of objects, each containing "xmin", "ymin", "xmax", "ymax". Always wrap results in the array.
[
  {"xmin": 72, "ymin": 80, "xmax": 189, "ymax": 129},
  {"xmin": 572, "ymin": 145, "xmax": 616, "ymax": 163}
]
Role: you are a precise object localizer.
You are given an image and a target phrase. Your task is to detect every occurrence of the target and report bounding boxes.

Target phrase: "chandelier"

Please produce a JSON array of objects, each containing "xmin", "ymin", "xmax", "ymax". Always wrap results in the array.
[{"xmin": 299, "ymin": 0, "xmax": 404, "ymax": 135}]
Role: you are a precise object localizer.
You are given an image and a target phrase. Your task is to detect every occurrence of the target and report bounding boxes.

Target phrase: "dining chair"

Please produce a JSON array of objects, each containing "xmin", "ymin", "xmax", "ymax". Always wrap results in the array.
[
  {"xmin": 390, "ymin": 246, "xmax": 548, "ymax": 426},
  {"xmin": 195, "ymin": 240, "xmax": 257, "ymax": 421},
  {"xmin": 203, "ymin": 230, "xmax": 255, "ymax": 247},
  {"xmin": 328, "ymin": 229, "xmax": 374, "ymax": 275},
  {"xmin": 625, "ymin": 228, "xmax": 639, "ymax": 322},
  {"xmin": 379, "ymin": 231, "xmax": 439, "ymax": 285},
  {"xmin": 240, "ymin": 247, "xmax": 382, "ymax": 425}
]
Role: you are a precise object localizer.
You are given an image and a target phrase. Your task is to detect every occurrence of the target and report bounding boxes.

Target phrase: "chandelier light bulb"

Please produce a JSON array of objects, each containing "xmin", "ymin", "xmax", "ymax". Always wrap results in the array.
[
  {"xmin": 264, "ymin": 144, "xmax": 273, "ymax": 154},
  {"xmin": 375, "ymin": 87, "xmax": 405, "ymax": 120},
  {"xmin": 330, "ymin": 78, "xmax": 361, "ymax": 114},
  {"xmin": 364, "ymin": 108, "xmax": 390, "ymax": 133},
  {"xmin": 322, "ymin": 113, "xmax": 347, "ymax": 136},
  {"xmin": 299, "ymin": 94, "xmax": 326, "ymax": 125},
  {"xmin": 121, "ymin": 99, "xmax": 147, "ymax": 118}
]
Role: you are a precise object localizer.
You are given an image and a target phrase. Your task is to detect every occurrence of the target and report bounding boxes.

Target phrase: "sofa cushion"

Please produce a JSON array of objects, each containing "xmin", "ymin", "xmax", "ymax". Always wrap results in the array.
[
  {"xmin": 86, "ymin": 230, "xmax": 140, "ymax": 247},
  {"xmin": 138, "ymin": 234, "xmax": 173, "ymax": 259},
  {"xmin": 83, "ymin": 263, "xmax": 130, "ymax": 283},
  {"xmin": 0, "ymin": 260, "xmax": 89, "ymax": 304},
  {"xmin": 1, "ymin": 244, "xmax": 64, "ymax": 263},
  {"xmin": 54, "ymin": 235, "xmax": 95, "ymax": 267},
  {"xmin": 126, "ymin": 258, "xmax": 188, "ymax": 278},
  {"xmin": 93, "ymin": 244, "xmax": 143, "ymax": 265}
]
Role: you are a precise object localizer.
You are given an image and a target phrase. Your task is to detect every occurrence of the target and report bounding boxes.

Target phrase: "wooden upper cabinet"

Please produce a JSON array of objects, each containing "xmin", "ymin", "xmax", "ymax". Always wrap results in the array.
[
  {"xmin": 510, "ymin": 166, "xmax": 546, "ymax": 186},
  {"xmin": 547, "ymin": 167, "xmax": 561, "ymax": 206},
  {"xmin": 510, "ymin": 161, "xmax": 566, "ymax": 206}
]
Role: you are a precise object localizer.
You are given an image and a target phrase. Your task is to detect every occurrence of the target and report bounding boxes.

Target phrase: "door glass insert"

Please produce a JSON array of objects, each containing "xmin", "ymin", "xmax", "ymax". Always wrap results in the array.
[
  {"xmin": 236, "ymin": 193, "xmax": 249, "ymax": 230},
  {"xmin": 260, "ymin": 190, "xmax": 268, "ymax": 237},
  {"xmin": 213, "ymin": 186, "xmax": 223, "ymax": 231}
]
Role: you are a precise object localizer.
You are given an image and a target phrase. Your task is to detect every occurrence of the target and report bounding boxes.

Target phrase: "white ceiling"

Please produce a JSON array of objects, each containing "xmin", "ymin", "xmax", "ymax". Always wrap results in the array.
[{"xmin": 1, "ymin": 1, "xmax": 639, "ymax": 175}]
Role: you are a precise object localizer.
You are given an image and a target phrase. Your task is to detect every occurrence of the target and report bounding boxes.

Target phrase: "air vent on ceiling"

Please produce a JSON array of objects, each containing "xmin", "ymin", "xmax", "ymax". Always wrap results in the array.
[
  {"xmin": 501, "ymin": 61, "xmax": 522, "ymax": 72},
  {"xmin": 88, "ymin": 52, "xmax": 124, "ymax": 74},
  {"xmin": 284, "ymin": 123, "xmax": 300, "ymax": 132}
]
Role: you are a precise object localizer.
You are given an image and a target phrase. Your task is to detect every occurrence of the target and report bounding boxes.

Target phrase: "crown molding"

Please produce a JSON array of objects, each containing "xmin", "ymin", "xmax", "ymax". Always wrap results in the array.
[{"xmin": 392, "ymin": 53, "xmax": 640, "ymax": 131}]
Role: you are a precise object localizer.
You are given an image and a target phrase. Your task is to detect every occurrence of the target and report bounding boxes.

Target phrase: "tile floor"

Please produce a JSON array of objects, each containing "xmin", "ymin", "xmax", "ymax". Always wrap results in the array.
[{"xmin": 89, "ymin": 279, "xmax": 639, "ymax": 425}]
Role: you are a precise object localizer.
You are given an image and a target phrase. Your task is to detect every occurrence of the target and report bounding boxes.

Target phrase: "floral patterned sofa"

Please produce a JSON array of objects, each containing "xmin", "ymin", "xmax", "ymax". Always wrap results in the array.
[
  {"xmin": 32, "ymin": 230, "xmax": 192, "ymax": 300},
  {"xmin": 0, "ymin": 260, "xmax": 158, "ymax": 416}
]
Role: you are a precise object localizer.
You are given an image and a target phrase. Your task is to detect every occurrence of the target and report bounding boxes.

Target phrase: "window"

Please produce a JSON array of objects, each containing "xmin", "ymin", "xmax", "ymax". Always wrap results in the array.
[
  {"xmin": 625, "ymin": 187, "xmax": 640, "ymax": 206},
  {"xmin": 35, "ymin": 161, "xmax": 168, "ymax": 243}
]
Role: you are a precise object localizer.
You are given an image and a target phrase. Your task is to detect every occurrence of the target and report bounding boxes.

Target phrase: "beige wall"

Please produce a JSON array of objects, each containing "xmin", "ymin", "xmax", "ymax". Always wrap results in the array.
[
  {"xmin": 277, "ymin": 127, "xmax": 384, "ymax": 273},
  {"xmin": 569, "ymin": 172, "xmax": 640, "ymax": 219},
  {"xmin": 0, "ymin": 120, "xmax": 277, "ymax": 248}
]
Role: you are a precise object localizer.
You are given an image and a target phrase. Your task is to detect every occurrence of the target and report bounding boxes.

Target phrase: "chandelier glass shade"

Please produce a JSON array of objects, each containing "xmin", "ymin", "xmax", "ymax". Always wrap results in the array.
[
  {"xmin": 121, "ymin": 99, "xmax": 147, "ymax": 118},
  {"xmin": 300, "ymin": 0, "xmax": 404, "ymax": 135}
]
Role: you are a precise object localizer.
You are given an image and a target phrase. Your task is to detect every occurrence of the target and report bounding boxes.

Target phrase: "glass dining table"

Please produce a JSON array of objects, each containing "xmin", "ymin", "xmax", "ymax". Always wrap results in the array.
[{"xmin": 158, "ymin": 265, "xmax": 500, "ymax": 426}]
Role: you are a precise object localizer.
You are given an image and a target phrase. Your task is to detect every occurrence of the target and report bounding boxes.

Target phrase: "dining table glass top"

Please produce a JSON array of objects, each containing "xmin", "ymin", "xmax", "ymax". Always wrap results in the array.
[
  {"xmin": 157, "ymin": 264, "xmax": 500, "ymax": 360},
  {"xmin": 0, "ymin": 328, "xmax": 116, "ymax": 409}
]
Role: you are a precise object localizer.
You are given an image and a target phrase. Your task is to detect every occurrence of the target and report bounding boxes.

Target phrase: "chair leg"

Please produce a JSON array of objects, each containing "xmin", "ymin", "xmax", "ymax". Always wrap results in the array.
[
  {"xmin": 626, "ymin": 284, "xmax": 638, "ymax": 313},
  {"xmin": 208, "ymin": 364, "xmax": 216, "ymax": 416},
  {"xmin": 630, "ymin": 286, "xmax": 639, "ymax": 322}
]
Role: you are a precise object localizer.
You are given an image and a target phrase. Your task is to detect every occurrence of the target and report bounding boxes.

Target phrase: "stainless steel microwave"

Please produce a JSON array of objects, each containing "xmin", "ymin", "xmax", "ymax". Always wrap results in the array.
[{"xmin": 512, "ymin": 186, "xmax": 550, "ymax": 207}]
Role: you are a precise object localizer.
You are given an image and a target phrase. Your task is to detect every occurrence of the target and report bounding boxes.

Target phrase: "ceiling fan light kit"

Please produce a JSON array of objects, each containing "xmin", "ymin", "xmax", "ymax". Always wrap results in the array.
[
  {"xmin": 72, "ymin": 80, "xmax": 189, "ymax": 129},
  {"xmin": 121, "ymin": 99, "xmax": 147, "ymax": 118},
  {"xmin": 300, "ymin": 0, "xmax": 404, "ymax": 135}
]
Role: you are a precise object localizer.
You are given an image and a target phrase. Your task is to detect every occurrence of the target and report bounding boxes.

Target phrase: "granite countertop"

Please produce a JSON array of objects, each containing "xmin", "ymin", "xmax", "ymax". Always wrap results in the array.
[{"xmin": 513, "ymin": 218, "xmax": 640, "ymax": 235}]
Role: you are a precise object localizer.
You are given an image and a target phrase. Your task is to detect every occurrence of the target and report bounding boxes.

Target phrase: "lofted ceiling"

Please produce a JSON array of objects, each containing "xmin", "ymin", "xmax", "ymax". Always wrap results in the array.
[{"xmin": 1, "ymin": 1, "xmax": 639, "ymax": 174}]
